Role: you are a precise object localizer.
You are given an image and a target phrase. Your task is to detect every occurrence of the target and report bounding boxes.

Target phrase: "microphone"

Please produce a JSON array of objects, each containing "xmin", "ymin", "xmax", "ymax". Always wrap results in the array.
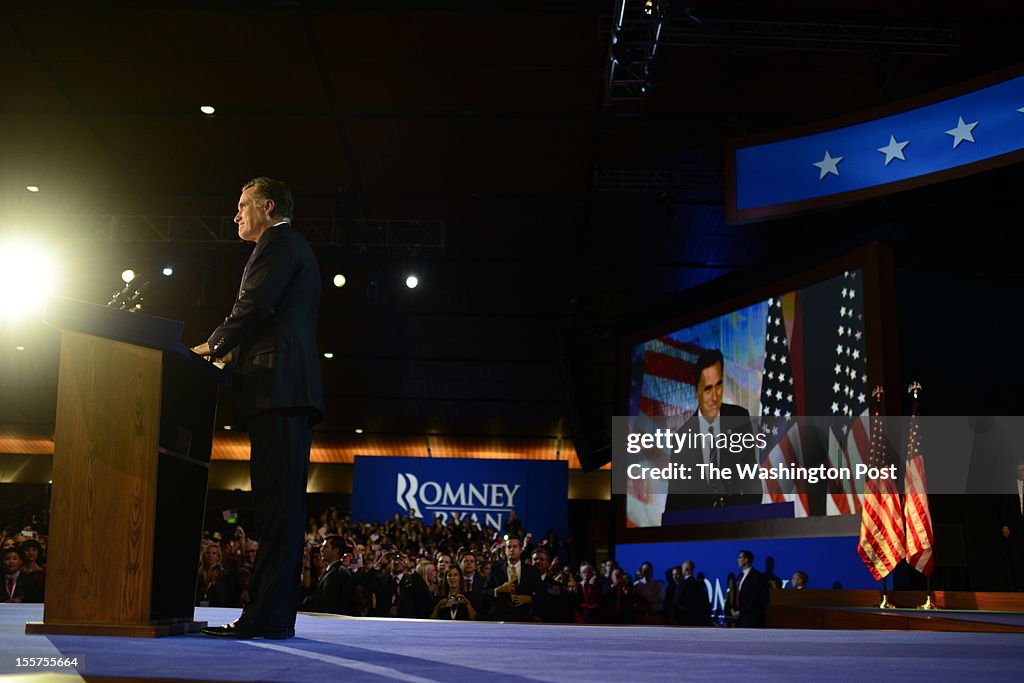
[
  {"xmin": 125, "ymin": 279, "xmax": 153, "ymax": 310},
  {"xmin": 107, "ymin": 274, "xmax": 148, "ymax": 310}
]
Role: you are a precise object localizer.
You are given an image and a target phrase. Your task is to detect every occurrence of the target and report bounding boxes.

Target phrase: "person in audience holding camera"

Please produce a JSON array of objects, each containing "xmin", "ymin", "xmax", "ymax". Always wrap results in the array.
[{"xmin": 430, "ymin": 564, "xmax": 478, "ymax": 620}]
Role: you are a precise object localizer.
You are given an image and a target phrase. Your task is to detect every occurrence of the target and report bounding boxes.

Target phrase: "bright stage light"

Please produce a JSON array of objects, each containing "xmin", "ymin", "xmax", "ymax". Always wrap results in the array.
[
  {"xmin": 121, "ymin": 269, "xmax": 136, "ymax": 283},
  {"xmin": 200, "ymin": 105, "xmax": 216, "ymax": 115},
  {"xmin": 332, "ymin": 273, "xmax": 346, "ymax": 288},
  {"xmin": 0, "ymin": 239, "xmax": 59, "ymax": 320},
  {"xmin": 26, "ymin": 186, "xmax": 40, "ymax": 193},
  {"xmin": 405, "ymin": 275, "xmax": 419, "ymax": 289},
  {"xmin": 162, "ymin": 266, "xmax": 174, "ymax": 277}
]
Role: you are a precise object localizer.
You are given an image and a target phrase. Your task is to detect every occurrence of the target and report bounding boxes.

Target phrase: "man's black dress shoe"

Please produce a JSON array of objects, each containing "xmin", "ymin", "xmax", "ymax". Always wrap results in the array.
[{"xmin": 200, "ymin": 621, "xmax": 294, "ymax": 639}]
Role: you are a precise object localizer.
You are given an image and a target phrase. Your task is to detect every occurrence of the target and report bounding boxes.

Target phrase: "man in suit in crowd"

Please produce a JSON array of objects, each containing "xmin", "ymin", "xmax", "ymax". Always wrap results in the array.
[
  {"xmin": 790, "ymin": 571, "xmax": 808, "ymax": 590},
  {"xmin": 193, "ymin": 178, "xmax": 324, "ymax": 640},
  {"xmin": 483, "ymin": 536, "xmax": 541, "ymax": 621},
  {"xmin": 674, "ymin": 560, "xmax": 711, "ymax": 626},
  {"xmin": 530, "ymin": 546, "xmax": 573, "ymax": 622},
  {"xmin": 458, "ymin": 551, "xmax": 486, "ymax": 610},
  {"xmin": 999, "ymin": 461, "xmax": 1024, "ymax": 589},
  {"xmin": 301, "ymin": 535, "xmax": 356, "ymax": 615},
  {"xmin": 731, "ymin": 549, "xmax": 769, "ymax": 627},
  {"xmin": 663, "ymin": 349, "xmax": 757, "ymax": 518},
  {"xmin": 367, "ymin": 552, "xmax": 432, "ymax": 618},
  {"xmin": 3, "ymin": 548, "xmax": 41, "ymax": 603}
]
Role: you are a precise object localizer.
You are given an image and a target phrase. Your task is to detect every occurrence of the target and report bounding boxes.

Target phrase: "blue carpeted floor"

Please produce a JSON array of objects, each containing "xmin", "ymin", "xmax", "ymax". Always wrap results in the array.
[{"xmin": 1, "ymin": 604, "xmax": 1023, "ymax": 682}]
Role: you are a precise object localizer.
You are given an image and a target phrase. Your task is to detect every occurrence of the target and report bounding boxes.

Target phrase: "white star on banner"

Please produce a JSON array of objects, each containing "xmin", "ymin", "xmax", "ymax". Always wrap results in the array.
[
  {"xmin": 834, "ymin": 364, "xmax": 842, "ymax": 374},
  {"xmin": 877, "ymin": 135, "xmax": 909, "ymax": 165},
  {"xmin": 858, "ymin": 393, "xmax": 866, "ymax": 404},
  {"xmin": 831, "ymin": 401, "xmax": 839, "ymax": 413},
  {"xmin": 813, "ymin": 150, "xmax": 843, "ymax": 179},
  {"xmin": 946, "ymin": 116, "xmax": 978, "ymax": 148},
  {"xmin": 833, "ymin": 382, "xmax": 841, "ymax": 393},
  {"xmin": 852, "ymin": 349, "xmax": 860, "ymax": 360}
]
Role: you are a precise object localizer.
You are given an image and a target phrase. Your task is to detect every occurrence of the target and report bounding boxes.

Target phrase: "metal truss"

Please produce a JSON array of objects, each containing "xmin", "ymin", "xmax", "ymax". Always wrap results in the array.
[
  {"xmin": 593, "ymin": 168, "xmax": 723, "ymax": 201},
  {"xmin": 602, "ymin": 0, "xmax": 668, "ymax": 117},
  {"xmin": 661, "ymin": 17, "xmax": 960, "ymax": 56},
  {"xmin": 19, "ymin": 215, "xmax": 445, "ymax": 250},
  {"xmin": 601, "ymin": 5, "xmax": 960, "ymax": 117}
]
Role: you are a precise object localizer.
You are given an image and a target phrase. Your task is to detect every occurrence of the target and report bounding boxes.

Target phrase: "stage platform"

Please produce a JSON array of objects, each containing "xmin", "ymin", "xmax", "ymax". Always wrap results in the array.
[{"xmin": 3, "ymin": 605, "xmax": 1024, "ymax": 682}]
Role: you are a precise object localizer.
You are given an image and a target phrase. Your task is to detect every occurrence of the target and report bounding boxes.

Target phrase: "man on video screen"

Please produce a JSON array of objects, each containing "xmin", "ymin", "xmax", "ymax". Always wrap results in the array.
[{"xmin": 663, "ymin": 349, "xmax": 758, "ymax": 517}]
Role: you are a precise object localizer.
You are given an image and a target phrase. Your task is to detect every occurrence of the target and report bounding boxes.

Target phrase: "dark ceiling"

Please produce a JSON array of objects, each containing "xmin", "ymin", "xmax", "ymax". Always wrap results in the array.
[{"xmin": 2, "ymin": 1, "xmax": 1023, "ymax": 467}]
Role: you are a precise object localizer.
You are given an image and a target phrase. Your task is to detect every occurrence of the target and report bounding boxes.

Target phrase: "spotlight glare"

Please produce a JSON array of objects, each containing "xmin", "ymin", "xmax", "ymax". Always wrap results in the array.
[
  {"xmin": 0, "ymin": 239, "xmax": 59, "ymax": 320},
  {"xmin": 15, "ymin": 346, "xmax": 25, "ymax": 351},
  {"xmin": 200, "ymin": 105, "xmax": 216, "ymax": 115},
  {"xmin": 354, "ymin": 428, "xmax": 364, "ymax": 434},
  {"xmin": 121, "ymin": 269, "xmax": 136, "ymax": 284},
  {"xmin": 26, "ymin": 185, "xmax": 40, "ymax": 193},
  {"xmin": 323, "ymin": 352, "xmax": 334, "ymax": 359},
  {"xmin": 223, "ymin": 425, "xmax": 232, "ymax": 430},
  {"xmin": 332, "ymin": 273, "xmax": 346, "ymax": 288},
  {"xmin": 405, "ymin": 275, "xmax": 419, "ymax": 289},
  {"xmin": 162, "ymin": 266, "xmax": 174, "ymax": 277}
]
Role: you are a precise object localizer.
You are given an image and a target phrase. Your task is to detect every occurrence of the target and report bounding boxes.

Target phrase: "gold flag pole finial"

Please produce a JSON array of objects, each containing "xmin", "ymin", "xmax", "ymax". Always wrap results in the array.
[
  {"xmin": 908, "ymin": 381, "xmax": 922, "ymax": 399},
  {"xmin": 918, "ymin": 594, "xmax": 938, "ymax": 610},
  {"xmin": 879, "ymin": 594, "xmax": 896, "ymax": 609}
]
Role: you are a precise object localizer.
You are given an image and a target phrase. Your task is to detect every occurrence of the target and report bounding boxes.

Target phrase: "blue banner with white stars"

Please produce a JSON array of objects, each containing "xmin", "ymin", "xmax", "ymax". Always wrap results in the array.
[{"xmin": 729, "ymin": 70, "xmax": 1024, "ymax": 221}]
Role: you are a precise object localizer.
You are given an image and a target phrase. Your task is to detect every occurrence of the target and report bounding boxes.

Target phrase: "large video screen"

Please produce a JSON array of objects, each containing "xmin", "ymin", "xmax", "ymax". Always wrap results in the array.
[{"xmin": 626, "ymin": 269, "xmax": 870, "ymax": 528}]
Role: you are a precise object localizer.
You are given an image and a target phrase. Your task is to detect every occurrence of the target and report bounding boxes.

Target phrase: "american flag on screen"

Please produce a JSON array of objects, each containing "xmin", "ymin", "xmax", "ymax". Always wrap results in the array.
[
  {"xmin": 826, "ymin": 270, "xmax": 869, "ymax": 516},
  {"xmin": 857, "ymin": 388, "xmax": 906, "ymax": 581},
  {"xmin": 757, "ymin": 295, "xmax": 809, "ymax": 517},
  {"xmin": 628, "ymin": 337, "xmax": 705, "ymax": 526},
  {"xmin": 903, "ymin": 386, "xmax": 934, "ymax": 575}
]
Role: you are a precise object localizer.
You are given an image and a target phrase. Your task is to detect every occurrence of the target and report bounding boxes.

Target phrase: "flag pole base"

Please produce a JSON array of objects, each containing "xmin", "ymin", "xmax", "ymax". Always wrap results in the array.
[
  {"xmin": 879, "ymin": 594, "xmax": 896, "ymax": 609},
  {"xmin": 918, "ymin": 594, "xmax": 938, "ymax": 610}
]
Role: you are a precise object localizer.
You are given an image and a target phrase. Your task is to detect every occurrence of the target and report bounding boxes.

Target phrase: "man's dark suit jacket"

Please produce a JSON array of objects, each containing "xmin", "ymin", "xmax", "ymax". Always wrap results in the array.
[
  {"xmin": 675, "ymin": 575, "xmax": 711, "ymax": 626},
  {"xmin": 206, "ymin": 222, "xmax": 324, "ymax": 426},
  {"xmin": 533, "ymin": 573, "xmax": 575, "ymax": 623},
  {"xmin": 663, "ymin": 403, "xmax": 758, "ymax": 516},
  {"xmin": 369, "ymin": 570, "xmax": 432, "ymax": 619},
  {"xmin": 3, "ymin": 573, "xmax": 41, "ymax": 603},
  {"xmin": 460, "ymin": 572, "xmax": 486, "ymax": 611},
  {"xmin": 482, "ymin": 561, "xmax": 542, "ymax": 622},
  {"xmin": 301, "ymin": 561, "xmax": 357, "ymax": 615},
  {"xmin": 735, "ymin": 567, "xmax": 769, "ymax": 628},
  {"xmin": 998, "ymin": 488, "xmax": 1024, "ymax": 588}
]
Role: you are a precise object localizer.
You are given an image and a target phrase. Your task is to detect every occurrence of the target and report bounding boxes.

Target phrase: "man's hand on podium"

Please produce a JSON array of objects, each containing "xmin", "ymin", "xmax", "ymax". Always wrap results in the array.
[{"xmin": 191, "ymin": 343, "xmax": 212, "ymax": 359}]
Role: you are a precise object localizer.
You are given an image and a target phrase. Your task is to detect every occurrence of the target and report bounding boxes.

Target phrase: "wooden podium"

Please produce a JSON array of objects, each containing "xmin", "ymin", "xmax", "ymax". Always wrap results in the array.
[{"xmin": 26, "ymin": 297, "xmax": 225, "ymax": 637}]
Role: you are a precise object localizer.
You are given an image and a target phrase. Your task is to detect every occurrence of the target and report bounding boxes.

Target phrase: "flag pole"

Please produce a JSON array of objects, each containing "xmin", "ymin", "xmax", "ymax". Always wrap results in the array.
[
  {"xmin": 908, "ymin": 380, "xmax": 938, "ymax": 611},
  {"xmin": 873, "ymin": 385, "xmax": 896, "ymax": 610}
]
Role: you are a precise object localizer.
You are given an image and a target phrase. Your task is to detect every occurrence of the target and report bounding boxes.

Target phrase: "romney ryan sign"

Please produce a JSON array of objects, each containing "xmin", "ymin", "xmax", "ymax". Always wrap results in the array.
[{"xmin": 352, "ymin": 456, "xmax": 568, "ymax": 538}]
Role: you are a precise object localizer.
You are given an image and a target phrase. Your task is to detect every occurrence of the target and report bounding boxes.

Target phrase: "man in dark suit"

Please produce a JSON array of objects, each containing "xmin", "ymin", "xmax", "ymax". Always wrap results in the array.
[
  {"xmin": 458, "ymin": 551, "xmax": 486, "ymax": 610},
  {"xmin": 3, "ymin": 548, "xmax": 42, "ymax": 603},
  {"xmin": 730, "ymin": 549, "xmax": 768, "ymax": 627},
  {"xmin": 663, "ymin": 349, "xmax": 757, "ymax": 518},
  {"xmin": 370, "ymin": 553, "xmax": 432, "ymax": 619},
  {"xmin": 301, "ymin": 535, "xmax": 356, "ymax": 615},
  {"xmin": 999, "ymin": 461, "xmax": 1024, "ymax": 589},
  {"xmin": 193, "ymin": 178, "xmax": 324, "ymax": 640},
  {"xmin": 671, "ymin": 560, "xmax": 711, "ymax": 626},
  {"xmin": 483, "ymin": 536, "xmax": 541, "ymax": 621}
]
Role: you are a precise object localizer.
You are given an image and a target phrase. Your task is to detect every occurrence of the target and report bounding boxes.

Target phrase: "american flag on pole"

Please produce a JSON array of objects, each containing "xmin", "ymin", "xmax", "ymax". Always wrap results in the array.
[
  {"xmin": 857, "ymin": 387, "xmax": 906, "ymax": 580},
  {"xmin": 903, "ymin": 383, "xmax": 934, "ymax": 575},
  {"xmin": 757, "ymin": 294, "xmax": 809, "ymax": 517},
  {"xmin": 826, "ymin": 270, "xmax": 869, "ymax": 516}
]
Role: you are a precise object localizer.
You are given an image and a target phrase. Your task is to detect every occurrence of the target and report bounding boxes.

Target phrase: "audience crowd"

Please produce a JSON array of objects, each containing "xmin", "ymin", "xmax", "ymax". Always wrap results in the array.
[{"xmin": 3, "ymin": 506, "xmax": 783, "ymax": 628}]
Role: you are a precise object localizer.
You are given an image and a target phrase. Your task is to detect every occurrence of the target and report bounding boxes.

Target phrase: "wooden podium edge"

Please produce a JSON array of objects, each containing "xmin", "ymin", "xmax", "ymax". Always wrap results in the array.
[{"xmin": 25, "ymin": 620, "xmax": 207, "ymax": 638}]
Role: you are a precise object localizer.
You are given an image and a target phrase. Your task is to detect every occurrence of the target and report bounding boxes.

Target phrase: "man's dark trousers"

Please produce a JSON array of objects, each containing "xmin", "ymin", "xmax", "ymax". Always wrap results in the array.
[{"xmin": 242, "ymin": 410, "xmax": 312, "ymax": 631}]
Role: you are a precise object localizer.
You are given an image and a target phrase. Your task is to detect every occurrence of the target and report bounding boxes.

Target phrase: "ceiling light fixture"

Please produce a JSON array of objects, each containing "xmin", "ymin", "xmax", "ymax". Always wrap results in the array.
[
  {"xmin": 200, "ymin": 105, "xmax": 216, "ymax": 115},
  {"xmin": 26, "ymin": 185, "xmax": 40, "ymax": 193}
]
